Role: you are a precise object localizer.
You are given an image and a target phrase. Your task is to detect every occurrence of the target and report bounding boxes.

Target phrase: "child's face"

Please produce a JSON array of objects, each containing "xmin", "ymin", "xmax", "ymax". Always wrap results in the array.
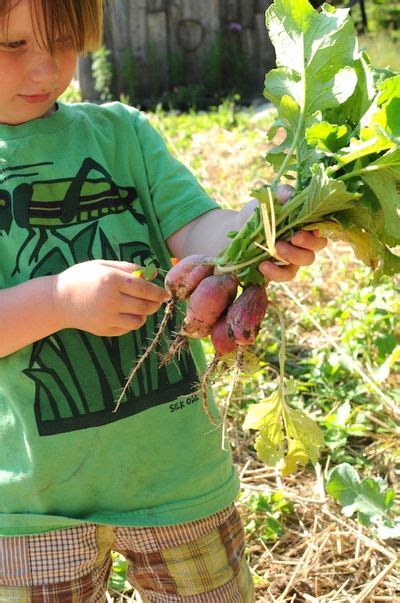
[{"xmin": 0, "ymin": 0, "xmax": 78, "ymax": 125}]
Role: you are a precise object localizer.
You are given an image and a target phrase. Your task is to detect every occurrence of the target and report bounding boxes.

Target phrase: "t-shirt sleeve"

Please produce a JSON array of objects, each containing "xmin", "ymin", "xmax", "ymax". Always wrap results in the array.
[{"xmin": 133, "ymin": 111, "xmax": 220, "ymax": 240}]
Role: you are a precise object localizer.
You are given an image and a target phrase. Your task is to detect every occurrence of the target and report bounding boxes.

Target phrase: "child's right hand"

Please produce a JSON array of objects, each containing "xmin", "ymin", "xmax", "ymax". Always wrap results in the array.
[{"xmin": 55, "ymin": 260, "xmax": 169, "ymax": 337}]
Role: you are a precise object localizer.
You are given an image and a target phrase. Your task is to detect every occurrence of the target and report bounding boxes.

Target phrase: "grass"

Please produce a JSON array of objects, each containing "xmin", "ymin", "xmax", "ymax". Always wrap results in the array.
[
  {"xmin": 104, "ymin": 103, "xmax": 399, "ymax": 602},
  {"xmin": 358, "ymin": 30, "xmax": 400, "ymax": 72}
]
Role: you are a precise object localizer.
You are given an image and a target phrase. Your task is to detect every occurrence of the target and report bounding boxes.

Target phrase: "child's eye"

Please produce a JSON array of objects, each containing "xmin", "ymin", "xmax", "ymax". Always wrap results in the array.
[{"xmin": 0, "ymin": 40, "xmax": 25, "ymax": 50}]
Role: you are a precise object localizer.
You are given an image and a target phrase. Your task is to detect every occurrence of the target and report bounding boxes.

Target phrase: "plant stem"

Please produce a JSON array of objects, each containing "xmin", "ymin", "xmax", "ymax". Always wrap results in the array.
[
  {"xmin": 273, "ymin": 187, "xmax": 309, "ymax": 227},
  {"xmin": 275, "ymin": 218, "xmax": 304, "ymax": 239},
  {"xmin": 216, "ymin": 210, "xmax": 262, "ymax": 266},
  {"xmin": 216, "ymin": 251, "xmax": 269, "ymax": 273},
  {"xmin": 260, "ymin": 187, "xmax": 277, "ymax": 257},
  {"xmin": 217, "ymin": 189, "xmax": 309, "ymax": 273},
  {"xmin": 272, "ymin": 112, "xmax": 306, "ymax": 191},
  {"xmin": 338, "ymin": 164, "xmax": 382, "ymax": 181},
  {"xmin": 269, "ymin": 301, "xmax": 286, "ymax": 384}
]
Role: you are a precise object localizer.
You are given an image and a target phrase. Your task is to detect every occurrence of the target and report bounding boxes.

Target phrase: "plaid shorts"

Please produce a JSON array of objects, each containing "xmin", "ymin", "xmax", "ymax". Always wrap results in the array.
[{"xmin": 0, "ymin": 504, "xmax": 254, "ymax": 602}]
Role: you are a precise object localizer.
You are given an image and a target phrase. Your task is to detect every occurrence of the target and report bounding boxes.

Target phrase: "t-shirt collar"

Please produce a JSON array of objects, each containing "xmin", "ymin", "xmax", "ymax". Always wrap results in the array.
[{"xmin": 0, "ymin": 102, "xmax": 76, "ymax": 140}]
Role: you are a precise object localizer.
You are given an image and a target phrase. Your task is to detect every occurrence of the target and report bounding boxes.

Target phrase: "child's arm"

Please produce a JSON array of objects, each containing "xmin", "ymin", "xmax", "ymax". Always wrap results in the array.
[
  {"xmin": 134, "ymin": 112, "xmax": 325, "ymax": 281},
  {"xmin": 166, "ymin": 188, "xmax": 327, "ymax": 282},
  {"xmin": 0, "ymin": 260, "xmax": 168, "ymax": 358}
]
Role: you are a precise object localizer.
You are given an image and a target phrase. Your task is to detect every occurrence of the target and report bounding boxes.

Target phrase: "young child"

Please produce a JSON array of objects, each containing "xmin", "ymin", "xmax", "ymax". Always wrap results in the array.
[{"xmin": 0, "ymin": 1, "xmax": 327, "ymax": 601}]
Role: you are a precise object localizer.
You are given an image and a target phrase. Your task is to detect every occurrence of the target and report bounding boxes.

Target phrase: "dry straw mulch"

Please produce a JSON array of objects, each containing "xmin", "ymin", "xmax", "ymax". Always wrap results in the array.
[{"xmin": 234, "ymin": 453, "xmax": 399, "ymax": 602}]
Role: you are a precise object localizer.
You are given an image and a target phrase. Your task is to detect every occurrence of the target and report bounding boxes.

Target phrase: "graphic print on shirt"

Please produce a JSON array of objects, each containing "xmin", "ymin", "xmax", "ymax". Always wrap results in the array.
[{"xmin": 1, "ymin": 158, "xmax": 198, "ymax": 436}]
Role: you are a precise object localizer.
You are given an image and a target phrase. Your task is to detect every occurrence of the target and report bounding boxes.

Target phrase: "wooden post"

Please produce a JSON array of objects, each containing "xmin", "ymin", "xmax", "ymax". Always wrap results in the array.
[{"xmin": 78, "ymin": 56, "xmax": 99, "ymax": 102}]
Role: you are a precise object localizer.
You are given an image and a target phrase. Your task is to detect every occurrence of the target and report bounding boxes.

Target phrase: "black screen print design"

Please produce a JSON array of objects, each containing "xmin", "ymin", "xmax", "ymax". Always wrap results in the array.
[{"xmin": 0, "ymin": 158, "xmax": 198, "ymax": 436}]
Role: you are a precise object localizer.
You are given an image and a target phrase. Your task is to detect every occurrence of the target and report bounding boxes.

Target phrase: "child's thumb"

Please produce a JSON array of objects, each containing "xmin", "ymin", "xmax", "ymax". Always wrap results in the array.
[
  {"xmin": 99, "ymin": 260, "xmax": 141, "ymax": 273},
  {"xmin": 276, "ymin": 184, "xmax": 294, "ymax": 205},
  {"xmin": 99, "ymin": 260, "xmax": 158, "ymax": 281}
]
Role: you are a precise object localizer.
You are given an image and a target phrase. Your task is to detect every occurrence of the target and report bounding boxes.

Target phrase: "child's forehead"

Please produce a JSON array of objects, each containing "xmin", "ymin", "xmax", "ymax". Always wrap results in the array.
[
  {"xmin": 0, "ymin": 0, "xmax": 26, "ymax": 21},
  {"xmin": 0, "ymin": 0, "xmax": 49, "ymax": 42},
  {"xmin": 0, "ymin": 0, "xmax": 36, "ymax": 26}
]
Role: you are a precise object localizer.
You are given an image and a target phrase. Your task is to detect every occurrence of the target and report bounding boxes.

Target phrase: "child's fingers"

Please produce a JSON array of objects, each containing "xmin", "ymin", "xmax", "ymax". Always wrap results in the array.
[
  {"xmin": 118, "ymin": 266, "xmax": 169, "ymax": 303},
  {"xmin": 120, "ymin": 275, "xmax": 169, "ymax": 302},
  {"xmin": 276, "ymin": 184, "xmax": 294, "ymax": 205},
  {"xmin": 259, "ymin": 260, "xmax": 299, "ymax": 282},
  {"xmin": 290, "ymin": 230, "xmax": 328, "ymax": 251},
  {"xmin": 99, "ymin": 259, "xmax": 140, "ymax": 273},
  {"xmin": 275, "ymin": 240, "xmax": 315, "ymax": 266},
  {"xmin": 116, "ymin": 313, "xmax": 147, "ymax": 331},
  {"xmin": 119, "ymin": 293, "xmax": 164, "ymax": 316}
]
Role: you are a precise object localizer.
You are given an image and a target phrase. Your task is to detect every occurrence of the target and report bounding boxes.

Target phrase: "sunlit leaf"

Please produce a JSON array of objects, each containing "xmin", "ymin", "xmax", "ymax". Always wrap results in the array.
[
  {"xmin": 303, "ymin": 220, "xmax": 380, "ymax": 269},
  {"xmin": 281, "ymin": 404, "xmax": 325, "ymax": 475},
  {"xmin": 327, "ymin": 463, "xmax": 398, "ymax": 534},
  {"xmin": 244, "ymin": 387, "xmax": 324, "ymax": 474}
]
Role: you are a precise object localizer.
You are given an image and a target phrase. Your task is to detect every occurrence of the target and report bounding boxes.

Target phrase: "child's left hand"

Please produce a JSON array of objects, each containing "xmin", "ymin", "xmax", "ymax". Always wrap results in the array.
[
  {"xmin": 258, "ymin": 184, "xmax": 327, "ymax": 282},
  {"xmin": 258, "ymin": 230, "xmax": 327, "ymax": 282}
]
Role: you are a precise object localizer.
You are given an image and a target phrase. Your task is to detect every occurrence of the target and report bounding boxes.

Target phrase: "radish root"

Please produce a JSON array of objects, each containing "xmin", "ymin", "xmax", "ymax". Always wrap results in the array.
[
  {"xmin": 159, "ymin": 333, "xmax": 188, "ymax": 367},
  {"xmin": 199, "ymin": 356, "xmax": 221, "ymax": 426},
  {"xmin": 221, "ymin": 347, "xmax": 244, "ymax": 449},
  {"xmin": 114, "ymin": 299, "xmax": 175, "ymax": 412}
]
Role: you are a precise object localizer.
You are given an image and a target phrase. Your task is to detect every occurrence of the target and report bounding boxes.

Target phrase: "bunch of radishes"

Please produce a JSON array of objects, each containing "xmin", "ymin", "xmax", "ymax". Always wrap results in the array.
[
  {"xmin": 114, "ymin": 253, "xmax": 268, "ymax": 416},
  {"xmin": 164, "ymin": 254, "xmax": 268, "ymax": 362}
]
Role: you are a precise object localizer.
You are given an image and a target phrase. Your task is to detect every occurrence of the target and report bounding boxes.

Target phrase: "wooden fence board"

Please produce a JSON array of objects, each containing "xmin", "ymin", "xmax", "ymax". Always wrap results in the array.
[
  {"xmin": 147, "ymin": 10, "xmax": 169, "ymax": 92},
  {"xmin": 240, "ymin": 0, "xmax": 257, "ymax": 29},
  {"xmin": 223, "ymin": 0, "xmax": 240, "ymax": 22},
  {"xmin": 79, "ymin": 0, "xmax": 276, "ymax": 104},
  {"xmin": 147, "ymin": 0, "xmax": 167, "ymax": 11}
]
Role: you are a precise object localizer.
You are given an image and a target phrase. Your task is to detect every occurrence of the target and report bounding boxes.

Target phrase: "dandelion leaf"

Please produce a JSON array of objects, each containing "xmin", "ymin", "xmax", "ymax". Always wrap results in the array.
[
  {"xmin": 243, "ymin": 391, "xmax": 285, "ymax": 466},
  {"xmin": 296, "ymin": 165, "xmax": 358, "ymax": 223}
]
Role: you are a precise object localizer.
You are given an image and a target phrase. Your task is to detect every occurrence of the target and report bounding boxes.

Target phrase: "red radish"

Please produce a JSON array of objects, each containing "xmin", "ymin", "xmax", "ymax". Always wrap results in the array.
[
  {"xmin": 182, "ymin": 273, "xmax": 238, "ymax": 338},
  {"xmin": 226, "ymin": 284, "xmax": 268, "ymax": 346},
  {"xmin": 118, "ymin": 252, "xmax": 269, "ymax": 426},
  {"xmin": 201, "ymin": 286, "xmax": 267, "ymax": 418},
  {"xmin": 160, "ymin": 273, "xmax": 238, "ymax": 366},
  {"xmin": 210, "ymin": 313, "xmax": 238, "ymax": 356},
  {"xmin": 165, "ymin": 254, "xmax": 214, "ymax": 300},
  {"xmin": 200, "ymin": 310, "xmax": 238, "ymax": 427}
]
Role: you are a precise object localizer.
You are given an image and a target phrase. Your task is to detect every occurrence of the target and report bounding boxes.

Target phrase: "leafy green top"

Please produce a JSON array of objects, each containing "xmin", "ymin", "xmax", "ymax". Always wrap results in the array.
[
  {"xmin": 216, "ymin": 0, "xmax": 400, "ymax": 285},
  {"xmin": 215, "ymin": 0, "xmax": 400, "ymax": 475}
]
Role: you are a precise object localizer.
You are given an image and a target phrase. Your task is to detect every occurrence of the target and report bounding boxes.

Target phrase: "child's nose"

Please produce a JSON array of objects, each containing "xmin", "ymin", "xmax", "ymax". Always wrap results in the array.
[{"xmin": 27, "ymin": 48, "xmax": 59, "ymax": 85}]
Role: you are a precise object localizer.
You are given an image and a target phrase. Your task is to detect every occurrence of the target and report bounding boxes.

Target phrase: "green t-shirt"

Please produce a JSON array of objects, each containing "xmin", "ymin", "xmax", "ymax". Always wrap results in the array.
[{"xmin": 0, "ymin": 101, "xmax": 239, "ymax": 536}]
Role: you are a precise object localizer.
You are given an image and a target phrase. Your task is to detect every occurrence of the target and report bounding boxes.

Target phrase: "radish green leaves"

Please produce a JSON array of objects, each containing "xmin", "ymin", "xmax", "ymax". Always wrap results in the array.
[
  {"xmin": 217, "ymin": 0, "xmax": 400, "ymax": 475},
  {"xmin": 216, "ymin": 0, "xmax": 400, "ymax": 284}
]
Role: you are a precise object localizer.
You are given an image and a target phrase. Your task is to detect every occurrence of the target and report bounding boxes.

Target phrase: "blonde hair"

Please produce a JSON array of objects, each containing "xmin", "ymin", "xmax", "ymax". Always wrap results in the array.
[{"xmin": 0, "ymin": 0, "xmax": 103, "ymax": 53}]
